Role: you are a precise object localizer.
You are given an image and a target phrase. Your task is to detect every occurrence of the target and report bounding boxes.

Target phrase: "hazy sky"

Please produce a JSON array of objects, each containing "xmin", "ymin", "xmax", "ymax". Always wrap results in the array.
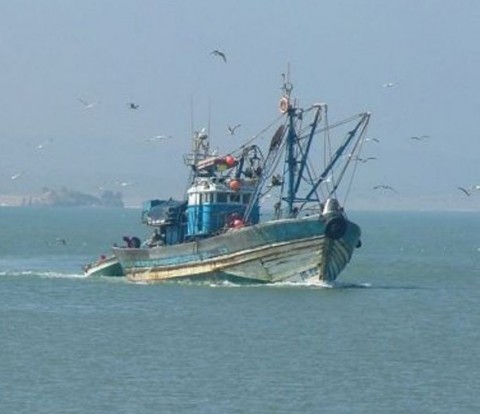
[{"xmin": 1, "ymin": 0, "xmax": 479, "ymax": 210}]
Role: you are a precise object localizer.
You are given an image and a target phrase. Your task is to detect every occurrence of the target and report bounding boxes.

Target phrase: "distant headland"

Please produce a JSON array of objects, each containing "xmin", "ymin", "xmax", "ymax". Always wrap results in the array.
[{"xmin": 0, "ymin": 187, "xmax": 124, "ymax": 208}]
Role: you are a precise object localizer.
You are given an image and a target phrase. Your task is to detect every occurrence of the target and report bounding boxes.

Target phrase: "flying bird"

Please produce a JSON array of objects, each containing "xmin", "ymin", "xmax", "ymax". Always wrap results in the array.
[
  {"xmin": 355, "ymin": 156, "xmax": 377, "ymax": 163},
  {"xmin": 114, "ymin": 180, "xmax": 135, "ymax": 187},
  {"xmin": 146, "ymin": 135, "xmax": 172, "ymax": 142},
  {"xmin": 382, "ymin": 82, "xmax": 397, "ymax": 88},
  {"xmin": 211, "ymin": 49, "xmax": 227, "ymax": 63},
  {"xmin": 11, "ymin": 172, "xmax": 24, "ymax": 180},
  {"xmin": 36, "ymin": 138, "xmax": 54, "ymax": 150},
  {"xmin": 373, "ymin": 185, "xmax": 397, "ymax": 193},
  {"xmin": 364, "ymin": 138, "xmax": 380, "ymax": 143},
  {"xmin": 457, "ymin": 186, "xmax": 471, "ymax": 196},
  {"xmin": 45, "ymin": 237, "xmax": 67, "ymax": 247},
  {"xmin": 227, "ymin": 124, "xmax": 241, "ymax": 135},
  {"xmin": 77, "ymin": 98, "xmax": 99, "ymax": 109},
  {"xmin": 409, "ymin": 135, "xmax": 430, "ymax": 141},
  {"xmin": 128, "ymin": 102, "xmax": 140, "ymax": 110}
]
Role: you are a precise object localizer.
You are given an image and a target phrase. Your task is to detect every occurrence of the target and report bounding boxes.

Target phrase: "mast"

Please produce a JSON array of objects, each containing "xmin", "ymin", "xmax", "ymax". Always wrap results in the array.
[
  {"xmin": 285, "ymin": 103, "xmax": 296, "ymax": 217},
  {"xmin": 281, "ymin": 76, "xmax": 297, "ymax": 218}
]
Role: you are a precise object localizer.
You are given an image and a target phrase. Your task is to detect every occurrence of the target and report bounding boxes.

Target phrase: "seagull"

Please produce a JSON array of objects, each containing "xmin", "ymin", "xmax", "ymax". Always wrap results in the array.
[
  {"xmin": 409, "ymin": 135, "xmax": 430, "ymax": 141},
  {"xmin": 355, "ymin": 156, "xmax": 377, "ymax": 163},
  {"xmin": 45, "ymin": 237, "xmax": 67, "ymax": 247},
  {"xmin": 128, "ymin": 102, "xmax": 140, "ymax": 110},
  {"xmin": 457, "ymin": 186, "xmax": 471, "ymax": 196},
  {"xmin": 146, "ymin": 135, "xmax": 172, "ymax": 142},
  {"xmin": 227, "ymin": 124, "xmax": 241, "ymax": 135},
  {"xmin": 36, "ymin": 138, "xmax": 54, "ymax": 150},
  {"xmin": 11, "ymin": 172, "xmax": 23, "ymax": 180},
  {"xmin": 211, "ymin": 49, "xmax": 227, "ymax": 63},
  {"xmin": 382, "ymin": 82, "xmax": 397, "ymax": 88},
  {"xmin": 77, "ymin": 98, "xmax": 99, "ymax": 109},
  {"xmin": 373, "ymin": 185, "xmax": 397, "ymax": 193},
  {"xmin": 364, "ymin": 138, "xmax": 380, "ymax": 143},
  {"xmin": 114, "ymin": 180, "xmax": 135, "ymax": 187}
]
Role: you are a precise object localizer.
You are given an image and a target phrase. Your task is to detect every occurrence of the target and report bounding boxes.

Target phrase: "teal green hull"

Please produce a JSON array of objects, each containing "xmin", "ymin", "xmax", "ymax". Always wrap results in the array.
[{"xmin": 84, "ymin": 255, "xmax": 124, "ymax": 277}]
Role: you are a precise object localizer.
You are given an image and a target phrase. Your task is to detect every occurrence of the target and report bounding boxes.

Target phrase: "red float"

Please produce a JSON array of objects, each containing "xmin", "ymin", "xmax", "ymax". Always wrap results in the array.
[
  {"xmin": 229, "ymin": 180, "xmax": 241, "ymax": 191},
  {"xmin": 225, "ymin": 155, "xmax": 236, "ymax": 167}
]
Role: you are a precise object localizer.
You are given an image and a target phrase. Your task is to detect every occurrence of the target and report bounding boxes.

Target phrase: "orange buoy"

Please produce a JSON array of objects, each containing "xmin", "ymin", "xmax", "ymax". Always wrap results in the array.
[
  {"xmin": 225, "ymin": 155, "xmax": 236, "ymax": 167},
  {"xmin": 229, "ymin": 180, "xmax": 241, "ymax": 191}
]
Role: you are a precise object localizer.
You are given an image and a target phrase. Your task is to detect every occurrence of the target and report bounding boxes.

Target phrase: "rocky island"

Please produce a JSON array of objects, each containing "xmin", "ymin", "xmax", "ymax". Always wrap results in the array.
[{"xmin": 2, "ymin": 187, "xmax": 125, "ymax": 207}]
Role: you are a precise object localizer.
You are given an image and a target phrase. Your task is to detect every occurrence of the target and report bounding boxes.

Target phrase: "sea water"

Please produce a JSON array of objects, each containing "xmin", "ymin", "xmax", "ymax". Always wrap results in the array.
[{"xmin": 0, "ymin": 207, "xmax": 479, "ymax": 414}]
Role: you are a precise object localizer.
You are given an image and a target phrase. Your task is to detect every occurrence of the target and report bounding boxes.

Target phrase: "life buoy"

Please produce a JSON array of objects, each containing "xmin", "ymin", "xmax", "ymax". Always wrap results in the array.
[
  {"xmin": 279, "ymin": 97, "xmax": 289, "ymax": 113},
  {"xmin": 325, "ymin": 216, "xmax": 347, "ymax": 240}
]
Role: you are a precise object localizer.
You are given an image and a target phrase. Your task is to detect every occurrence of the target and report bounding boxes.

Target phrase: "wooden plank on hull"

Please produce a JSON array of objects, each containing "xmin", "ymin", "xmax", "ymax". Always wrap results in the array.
[{"xmin": 126, "ymin": 235, "xmax": 326, "ymax": 282}]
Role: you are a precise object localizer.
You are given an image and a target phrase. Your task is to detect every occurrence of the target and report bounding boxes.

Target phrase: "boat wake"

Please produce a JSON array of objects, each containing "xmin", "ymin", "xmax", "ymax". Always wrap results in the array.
[
  {"xmin": 202, "ymin": 279, "xmax": 373, "ymax": 289},
  {"xmin": 330, "ymin": 281, "xmax": 373, "ymax": 289},
  {"xmin": 266, "ymin": 280, "xmax": 373, "ymax": 289},
  {"xmin": 0, "ymin": 270, "xmax": 87, "ymax": 279}
]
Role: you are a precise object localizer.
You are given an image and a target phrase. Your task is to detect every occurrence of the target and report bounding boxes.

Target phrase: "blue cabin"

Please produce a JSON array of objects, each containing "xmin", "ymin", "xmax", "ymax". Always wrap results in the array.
[{"xmin": 186, "ymin": 177, "xmax": 259, "ymax": 238}]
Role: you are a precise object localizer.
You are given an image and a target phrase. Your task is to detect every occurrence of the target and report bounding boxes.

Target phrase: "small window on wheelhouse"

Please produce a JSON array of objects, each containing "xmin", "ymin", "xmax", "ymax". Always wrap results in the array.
[
  {"xmin": 230, "ymin": 193, "xmax": 241, "ymax": 203},
  {"xmin": 217, "ymin": 193, "xmax": 228, "ymax": 203},
  {"xmin": 202, "ymin": 193, "xmax": 212, "ymax": 203}
]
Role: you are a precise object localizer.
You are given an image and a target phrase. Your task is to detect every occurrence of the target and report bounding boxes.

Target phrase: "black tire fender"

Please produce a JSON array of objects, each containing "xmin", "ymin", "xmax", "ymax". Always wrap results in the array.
[{"xmin": 325, "ymin": 216, "xmax": 347, "ymax": 240}]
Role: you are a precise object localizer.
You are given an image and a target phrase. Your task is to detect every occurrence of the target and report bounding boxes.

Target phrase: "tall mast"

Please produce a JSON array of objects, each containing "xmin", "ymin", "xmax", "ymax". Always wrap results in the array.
[
  {"xmin": 285, "ymin": 103, "xmax": 296, "ymax": 217},
  {"xmin": 281, "ymin": 73, "xmax": 297, "ymax": 218}
]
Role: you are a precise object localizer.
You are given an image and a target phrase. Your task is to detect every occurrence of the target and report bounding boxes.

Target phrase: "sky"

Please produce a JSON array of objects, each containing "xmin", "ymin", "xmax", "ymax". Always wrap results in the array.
[{"xmin": 0, "ymin": 0, "xmax": 479, "ymax": 210}]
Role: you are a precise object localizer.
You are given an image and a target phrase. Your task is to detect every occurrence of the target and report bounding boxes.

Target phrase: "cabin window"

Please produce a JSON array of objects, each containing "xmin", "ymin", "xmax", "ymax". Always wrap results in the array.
[
  {"xmin": 217, "ymin": 193, "xmax": 228, "ymax": 203},
  {"xmin": 243, "ymin": 193, "xmax": 251, "ymax": 204},
  {"xmin": 230, "ymin": 193, "xmax": 241, "ymax": 203},
  {"xmin": 203, "ymin": 193, "xmax": 212, "ymax": 203},
  {"xmin": 199, "ymin": 193, "xmax": 213, "ymax": 204}
]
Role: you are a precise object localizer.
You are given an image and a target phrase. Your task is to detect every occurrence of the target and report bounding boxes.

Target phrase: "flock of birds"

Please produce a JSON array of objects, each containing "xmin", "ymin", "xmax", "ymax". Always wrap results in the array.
[
  {"xmin": 76, "ymin": 49, "xmax": 238, "ymax": 143},
  {"xmin": 365, "ymin": 132, "xmax": 478, "ymax": 197},
  {"xmin": 7, "ymin": 52, "xmax": 479, "ymax": 205},
  {"xmin": 8, "ymin": 99, "xmax": 145, "ymax": 184},
  {"xmin": 363, "ymin": 81, "xmax": 479, "ymax": 199},
  {"xmin": 7, "ymin": 48, "xmax": 236, "ymax": 190}
]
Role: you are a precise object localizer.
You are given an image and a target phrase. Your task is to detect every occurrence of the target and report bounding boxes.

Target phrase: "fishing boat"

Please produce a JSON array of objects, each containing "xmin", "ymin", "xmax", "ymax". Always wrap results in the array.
[
  {"xmin": 83, "ymin": 254, "xmax": 123, "ymax": 277},
  {"xmin": 112, "ymin": 79, "xmax": 371, "ymax": 284}
]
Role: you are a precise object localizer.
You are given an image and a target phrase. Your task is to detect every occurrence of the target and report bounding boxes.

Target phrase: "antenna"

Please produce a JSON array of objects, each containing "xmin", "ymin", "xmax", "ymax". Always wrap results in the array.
[
  {"xmin": 190, "ymin": 94, "xmax": 194, "ymax": 142},
  {"xmin": 281, "ymin": 63, "xmax": 293, "ymax": 96},
  {"xmin": 207, "ymin": 98, "xmax": 212, "ymax": 138}
]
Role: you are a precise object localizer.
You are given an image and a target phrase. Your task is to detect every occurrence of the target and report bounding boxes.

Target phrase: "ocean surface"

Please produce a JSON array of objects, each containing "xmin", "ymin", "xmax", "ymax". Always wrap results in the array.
[{"xmin": 1, "ymin": 207, "xmax": 479, "ymax": 414}]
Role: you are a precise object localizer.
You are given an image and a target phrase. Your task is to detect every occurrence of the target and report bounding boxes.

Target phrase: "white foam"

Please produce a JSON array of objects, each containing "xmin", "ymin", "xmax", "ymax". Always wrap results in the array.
[{"xmin": 0, "ymin": 270, "xmax": 86, "ymax": 279}]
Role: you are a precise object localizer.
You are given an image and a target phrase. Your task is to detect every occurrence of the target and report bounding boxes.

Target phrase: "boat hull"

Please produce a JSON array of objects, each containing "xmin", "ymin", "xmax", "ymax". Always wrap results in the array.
[
  {"xmin": 84, "ymin": 255, "xmax": 123, "ymax": 277},
  {"xmin": 113, "ymin": 214, "xmax": 361, "ymax": 284}
]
